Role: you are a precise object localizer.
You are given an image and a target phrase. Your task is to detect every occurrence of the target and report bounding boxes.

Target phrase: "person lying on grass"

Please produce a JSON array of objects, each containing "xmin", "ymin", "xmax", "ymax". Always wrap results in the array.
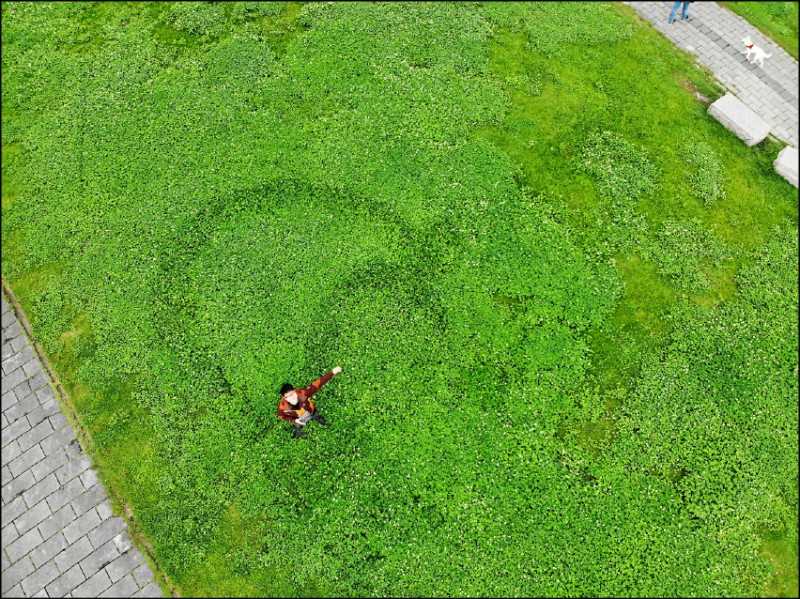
[{"xmin": 278, "ymin": 366, "xmax": 342, "ymax": 437}]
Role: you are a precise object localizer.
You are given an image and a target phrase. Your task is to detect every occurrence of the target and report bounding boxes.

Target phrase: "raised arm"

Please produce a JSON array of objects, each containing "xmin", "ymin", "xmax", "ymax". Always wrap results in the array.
[{"xmin": 300, "ymin": 367, "xmax": 342, "ymax": 399}]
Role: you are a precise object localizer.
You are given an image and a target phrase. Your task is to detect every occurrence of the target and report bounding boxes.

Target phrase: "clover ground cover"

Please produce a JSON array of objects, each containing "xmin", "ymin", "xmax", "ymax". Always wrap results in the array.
[{"xmin": 2, "ymin": 2, "xmax": 797, "ymax": 597}]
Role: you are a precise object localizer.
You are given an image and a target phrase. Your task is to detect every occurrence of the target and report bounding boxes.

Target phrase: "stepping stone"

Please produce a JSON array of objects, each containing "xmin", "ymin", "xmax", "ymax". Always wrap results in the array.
[
  {"xmin": 707, "ymin": 92, "xmax": 771, "ymax": 146},
  {"xmin": 774, "ymin": 146, "xmax": 798, "ymax": 188}
]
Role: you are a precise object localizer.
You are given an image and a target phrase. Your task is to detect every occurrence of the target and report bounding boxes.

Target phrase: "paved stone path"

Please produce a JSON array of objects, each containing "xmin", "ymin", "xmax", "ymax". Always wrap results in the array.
[
  {"xmin": 626, "ymin": 1, "xmax": 799, "ymax": 147},
  {"xmin": 2, "ymin": 293, "xmax": 163, "ymax": 598}
]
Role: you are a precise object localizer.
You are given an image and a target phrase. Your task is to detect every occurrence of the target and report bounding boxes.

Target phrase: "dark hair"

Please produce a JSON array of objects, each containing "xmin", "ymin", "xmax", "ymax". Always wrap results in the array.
[{"xmin": 279, "ymin": 383, "xmax": 294, "ymax": 396}]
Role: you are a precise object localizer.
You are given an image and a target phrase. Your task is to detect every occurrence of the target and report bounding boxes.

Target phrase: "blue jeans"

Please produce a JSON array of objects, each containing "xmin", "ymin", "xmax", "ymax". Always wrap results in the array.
[{"xmin": 669, "ymin": 1, "xmax": 690, "ymax": 23}]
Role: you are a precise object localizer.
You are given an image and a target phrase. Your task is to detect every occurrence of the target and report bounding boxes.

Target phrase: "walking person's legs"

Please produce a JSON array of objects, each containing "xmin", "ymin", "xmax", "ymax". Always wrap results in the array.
[
  {"xmin": 681, "ymin": 1, "xmax": 691, "ymax": 21},
  {"xmin": 668, "ymin": 1, "xmax": 682, "ymax": 23}
]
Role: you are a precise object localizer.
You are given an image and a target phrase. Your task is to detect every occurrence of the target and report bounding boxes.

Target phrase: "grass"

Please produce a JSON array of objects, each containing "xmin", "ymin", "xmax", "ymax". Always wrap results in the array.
[
  {"xmin": 722, "ymin": 1, "xmax": 799, "ymax": 59},
  {"xmin": 761, "ymin": 527, "xmax": 800, "ymax": 598},
  {"xmin": 2, "ymin": 2, "xmax": 798, "ymax": 597}
]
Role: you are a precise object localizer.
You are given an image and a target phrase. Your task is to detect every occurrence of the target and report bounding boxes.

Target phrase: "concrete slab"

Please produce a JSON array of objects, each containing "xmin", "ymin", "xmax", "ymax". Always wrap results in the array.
[
  {"xmin": 708, "ymin": 93, "xmax": 771, "ymax": 145},
  {"xmin": 774, "ymin": 146, "xmax": 798, "ymax": 188}
]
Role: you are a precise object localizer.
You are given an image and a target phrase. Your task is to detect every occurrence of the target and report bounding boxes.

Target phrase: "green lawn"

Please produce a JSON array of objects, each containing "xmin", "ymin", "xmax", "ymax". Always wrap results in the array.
[
  {"xmin": 722, "ymin": 1, "xmax": 799, "ymax": 59},
  {"xmin": 2, "ymin": 2, "xmax": 798, "ymax": 597}
]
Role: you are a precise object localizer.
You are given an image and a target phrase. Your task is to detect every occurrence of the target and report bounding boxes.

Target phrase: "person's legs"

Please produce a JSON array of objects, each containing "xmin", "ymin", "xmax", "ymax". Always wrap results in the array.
[
  {"xmin": 681, "ymin": 1, "xmax": 691, "ymax": 21},
  {"xmin": 311, "ymin": 412, "xmax": 327, "ymax": 425},
  {"xmin": 294, "ymin": 424, "xmax": 304, "ymax": 437},
  {"xmin": 668, "ymin": 1, "xmax": 682, "ymax": 23}
]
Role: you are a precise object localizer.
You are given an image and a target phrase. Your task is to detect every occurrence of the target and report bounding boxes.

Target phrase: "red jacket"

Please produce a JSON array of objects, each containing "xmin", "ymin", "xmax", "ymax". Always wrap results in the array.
[{"xmin": 277, "ymin": 371, "xmax": 335, "ymax": 424}]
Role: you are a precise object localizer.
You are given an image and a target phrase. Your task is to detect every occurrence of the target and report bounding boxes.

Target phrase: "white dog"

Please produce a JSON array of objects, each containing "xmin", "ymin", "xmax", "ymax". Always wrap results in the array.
[{"xmin": 742, "ymin": 36, "xmax": 772, "ymax": 68}]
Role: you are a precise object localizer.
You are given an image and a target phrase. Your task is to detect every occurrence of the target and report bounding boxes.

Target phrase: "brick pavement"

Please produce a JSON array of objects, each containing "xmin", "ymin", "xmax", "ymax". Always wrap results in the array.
[
  {"xmin": 626, "ymin": 1, "xmax": 799, "ymax": 147},
  {"xmin": 1, "ymin": 293, "xmax": 162, "ymax": 598}
]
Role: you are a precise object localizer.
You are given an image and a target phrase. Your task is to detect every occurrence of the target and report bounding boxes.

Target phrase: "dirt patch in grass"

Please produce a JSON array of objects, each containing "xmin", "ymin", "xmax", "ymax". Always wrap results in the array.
[{"xmin": 681, "ymin": 77, "xmax": 712, "ymax": 105}]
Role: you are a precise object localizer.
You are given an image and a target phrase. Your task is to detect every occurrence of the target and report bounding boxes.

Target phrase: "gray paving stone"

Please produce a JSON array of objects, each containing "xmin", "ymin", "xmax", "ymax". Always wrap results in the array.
[
  {"xmin": 48, "ymin": 411, "xmax": 68, "ymax": 431},
  {"xmin": 39, "ymin": 425, "xmax": 76, "ymax": 454},
  {"xmin": 2, "ymin": 521, "xmax": 21, "ymax": 547},
  {"xmin": 45, "ymin": 563, "xmax": 86, "ymax": 597},
  {"xmin": 132, "ymin": 563, "xmax": 155, "ymax": 586},
  {"xmin": 4, "ymin": 583, "xmax": 24, "ymax": 598},
  {"xmin": 14, "ymin": 377, "xmax": 33, "ymax": 397},
  {"xmin": 112, "ymin": 530, "xmax": 132, "ymax": 554},
  {"xmin": 2, "ymin": 416, "xmax": 32, "ymax": 448},
  {"xmin": 65, "ymin": 439, "xmax": 82, "ymax": 459},
  {"xmin": 27, "ymin": 398, "xmax": 61, "ymax": 428},
  {"xmin": 22, "ymin": 358, "xmax": 42, "ymax": 378},
  {"xmin": 71, "ymin": 567, "xmax": 112, "ymax": 598},
  {"xmin": 79, "ymin": 468, "xmax": 99, "ymax": 490},
  {"xmin": 55, "ymin": 454, "xmax": 91, "ymax": 486},
  {"xmin": 54, "ymin": 535, "xmax": 93, "ymax": 572},
  {"xmin": 20, "ymin": 557, "xmax": 59, "ymax": 595},
  {"xmin": 14, "ymin": 498, "xmax": 52, "ymax": 536},
  {"xmin": 4, "ymin": 490, "xmax": 30, "ymax": 523},
  {"xmin": 96, "ymin": 498, "xmax": 113, "ymax": 520},
  {"xmin": 99, "ymin": 572, "xmax": 139, "ymax": 598},
  {"xmin": 10, "ymin": 334, "xmax": 28, "ymax": 353},
  {"xmin": 2, "ymin": 439, "xmax": 23, "ymax": 467},
  {"xmin": 73, "ymin": 483, "xmax": 107, "ymax": 518},
  {"xmin": 6, "ymin": 526, "xmax": 44, "ymax": 563},
  {"xmin": 2, "ymin": 469, "xmax": 35, "ymax": 505},
  {"xmin": 30, "ymin": 588, "xmax": 48, "ymax": 599},
  {"xmin": 1, "ymin": 555, "xmax": 34, "ymax": 594},
  {"xmin": 79, "ymin": 538, "xmax": 121, "ymax": 580},
  {"xmin": 29, "ymin": 531, "xmax": 68, "ymax": 569},
  {"xmin": 22, "ymin": 472, "xmax": 59, "ymax": 508},
  {"xmin": 8, "ymin": 443, "xmax": 45, "ymax": 478},
  {"xmin": 105, "ymin": 547, "xmax": 145, "ymax": 583},
  {"xmin": 27, "ymin": 371, "xmax": 49, "ymax": 393},
  {"xmin": 35, "ymin": 385, "xmax": 56, "ymax": 404},
  {"xmin": 10, "ymin": 382, "xmax": 32, "ymax": 404},
  {"xmin": 1, "ymin": 367, "xmax": 28, "ymax": 394},
  {"xmin": 1, "ymin": 464, "xmax": 12, "ymax": 486},
  {"xmin": 17, "ymin": 419, "xmax": 54, "ymax": 453},
  {"xmin": 1, "ymin": 389, "xmax": 19, "ymax": 410},
  {"xmin": 88, "ymin": 517, "xmax": 126, "ymax": 548},
  {"xmin": 5, "ymin": 391, "xmax": 40, "ymax": 425},
  {"xmin": 63, "ymin": 507, "xmax": 102, "ymax": 545},
  {"xmin": 31, "ymin": 447, "xmax": 69, "ymax": 482},
  {"xmin": 38, "ymin": 503, "xmax": 78, "ymax": 542},
  {"xmin": 1, "ymin": 548, "xmax": 10, "ymax": 572},
  {"xmin": 3, "ymin": 319, "xmax": 23, "ymax": 342},
  {"xmin": 132, "ymin": 580, "xmax": 163, "ymax": 598}
]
